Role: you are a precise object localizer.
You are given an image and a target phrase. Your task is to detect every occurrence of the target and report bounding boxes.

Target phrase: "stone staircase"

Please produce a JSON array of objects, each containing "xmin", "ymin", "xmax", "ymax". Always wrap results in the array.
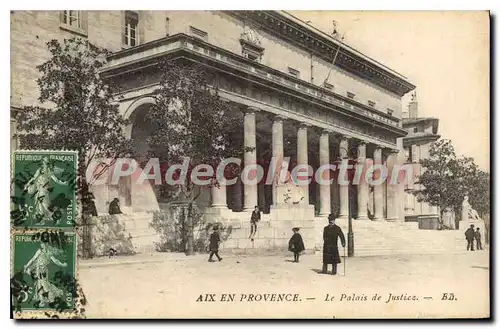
[
  {"xmin": 215, "ymin": 213, "xmax": 478, "ymax": 257},
  {"xmin": 329, "ymin": 220, "xmax": 474, "ymax": 257}
]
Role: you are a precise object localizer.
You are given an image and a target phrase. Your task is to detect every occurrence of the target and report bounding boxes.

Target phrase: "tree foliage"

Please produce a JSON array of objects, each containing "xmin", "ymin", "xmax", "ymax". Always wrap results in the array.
[
  {"xmin": 145, "ymin": 59, "xmax": 245, "ymax": 202},
  {"xmin": 15, "ymin": 37, "xmax": 131, "ymax": 218},
  {"xmin": 416, "ymin": 139, "xmax": 490, "ymax": 229}
]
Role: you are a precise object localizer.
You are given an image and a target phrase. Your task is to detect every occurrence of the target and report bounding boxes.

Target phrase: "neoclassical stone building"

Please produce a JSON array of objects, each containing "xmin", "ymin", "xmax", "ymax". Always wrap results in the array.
[
  {"xmin": 11, "ymin": 10, "xmax": 422, "ymax": 253},
  {"xmin": 401, "ymin": 94, "xmax": 442, "ymax": 229}
]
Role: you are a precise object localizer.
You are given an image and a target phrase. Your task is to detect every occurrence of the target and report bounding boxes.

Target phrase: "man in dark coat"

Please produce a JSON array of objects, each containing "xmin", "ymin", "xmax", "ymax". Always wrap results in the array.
[
  {"xmin": 108, "ymin": 198, "xmax": 122, "ymax": 215},
  {"xmin": 465, "ymin": 224, "xmax": 475, "ymax": 251},
  {"xmin": 249, "ymin": 206, "xmax": 261, "ymax": 240},
  {"xmin": 208, "ymin": 226, "xmax": 223, "ymax": 262},
  {"xmin": 288, "ymin": 227, "xmax": 305, "ymax": 263},
  {"xmin": 475, "ymin": 227, "xmax": 483, "ymax": 250},
  {"xmin": 322, "ymin": 215, "xmax": 346, "ymax": 275}
]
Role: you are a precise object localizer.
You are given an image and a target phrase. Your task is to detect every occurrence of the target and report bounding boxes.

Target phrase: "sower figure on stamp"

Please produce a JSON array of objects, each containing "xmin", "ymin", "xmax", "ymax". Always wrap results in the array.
[
  {"xmin": 288, "ymin": 227, "xmax": 305, "ymax": 263},
  {"xmin": 465, "ymin": 224, "xmax": 475, "ymax": 251},
  {"xmin": 23, "ymin": 157, "xmax": 69, "ymax": 224},
  {"xmin": 475, "ymin": 228, "xmax": 483, "ymax": 250},
  {"xmin": 249, "ymin": 206, "xmax": 261, "ymax": 241},
  {"xmin": 322, "ymin": 214, "xmax": 345, "ymax": 275},
  {"xmin": 23, "ymin": 242, "xmax": 68, "ymax": 307},
  {"xmin": 208, "ymin": 225, "xmax": 223, "ymax": 262}
]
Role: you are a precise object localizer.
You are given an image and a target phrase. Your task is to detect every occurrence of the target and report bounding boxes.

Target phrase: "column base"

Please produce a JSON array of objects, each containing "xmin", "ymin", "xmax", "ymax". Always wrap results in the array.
[
  {"xmin": 372, "ymin": 216, "xmax": 384, "ymax": 221},
  {"xmin": 356, "ymin": 215, "xmax": 369, "ymax": 220},
  {"xmin": 243, "ymin": 206, "xmax": 257, "ymax": 212},
  {"xmin": 210, "ymin": 205, "xmax": 229, "ymax": 209},
  {"xmin": 337, "ymin": 214, "xmax": 349, "ymax": 220},
  {"xmin": 318, "ymin": 212, "xmax": 330, "ymax": 218},
  {"xmin": 385, "ymin": 216, "xmax": 399, "ymax": 221}
]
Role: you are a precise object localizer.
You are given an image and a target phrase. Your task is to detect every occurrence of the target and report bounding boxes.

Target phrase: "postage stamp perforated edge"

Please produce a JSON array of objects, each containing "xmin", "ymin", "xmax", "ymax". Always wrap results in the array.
[
  {"xmin": 11, "ymin": 149, "xmax": 80, "ymax": 229},
  {"xmin": 10, "ymin": 228, "xmax": 85, "ymax": 319}
]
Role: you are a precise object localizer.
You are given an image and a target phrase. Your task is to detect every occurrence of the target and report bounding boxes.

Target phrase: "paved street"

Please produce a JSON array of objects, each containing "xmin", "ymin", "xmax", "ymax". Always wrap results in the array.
[{"xmin": 79, "ymin": 250, "xmax": 489, "ymax": 319}]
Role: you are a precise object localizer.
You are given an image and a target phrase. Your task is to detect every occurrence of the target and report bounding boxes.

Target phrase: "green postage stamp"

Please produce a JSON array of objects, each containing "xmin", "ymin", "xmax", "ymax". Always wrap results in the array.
[
  {"xmin": 11, "ymin": 231, "xmax": 77, "ymax": 313},
  {"xmin": 11, "ymin": 151, "xmax": 78, "ymax": 228}
]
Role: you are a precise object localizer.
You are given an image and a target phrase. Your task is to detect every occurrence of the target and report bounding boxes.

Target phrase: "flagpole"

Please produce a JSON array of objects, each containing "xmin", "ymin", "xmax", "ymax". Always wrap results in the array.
[{"xmin": 324, "ymin": 33, "xmax": 345, "ymax": 85}]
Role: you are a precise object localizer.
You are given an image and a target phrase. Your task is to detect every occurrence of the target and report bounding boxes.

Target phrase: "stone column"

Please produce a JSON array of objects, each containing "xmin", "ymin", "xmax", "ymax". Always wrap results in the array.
[
  {"xmin": 271, "ymin": 115, "xmax": 284, "ymax": 205},
  {"xmin": 211, "ymin": 182, "xmax": 227, "ymax": 209},
  {"xmin": 373, "ymin": 146, "xmax": 384, "ymax": 221},
  {"xmin": 385, "ymin": 148, "xmax": 400, "ymax": 221},
  {"xmin": 338, "ymin": 136, "xmax": 350, "ymax": 220},
  {"xmin": 356, "ymin": 142, "xmax": 369, "ymax": 220},
  {"xmin": 318, "ymin": 130, "xmax": 331, "ymax": 216},
  {"xmin": 243, "ymin": 108, "xmax": 258, "ymax": 211},
  {"xmin": 296, "ymin": 123, "xmax": 309, "ymax": 205}
]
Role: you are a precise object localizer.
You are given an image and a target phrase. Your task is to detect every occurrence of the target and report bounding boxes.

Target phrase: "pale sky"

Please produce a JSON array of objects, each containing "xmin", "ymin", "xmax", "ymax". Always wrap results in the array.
[{"xmin": 292, "ymin": 11, "xmax": 490, "ymax": 171}]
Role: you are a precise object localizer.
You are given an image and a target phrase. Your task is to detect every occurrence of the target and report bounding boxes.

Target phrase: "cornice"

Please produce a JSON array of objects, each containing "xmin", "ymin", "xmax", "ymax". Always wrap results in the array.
[
  {"xmin": 226, "ymin": 11, "xmax": 416, "ymax": 97},
  {"xmin": 103, "ymin": 34, "xmax": 407, "ymax": 142},
  {"xmin": 403, "ymin": 134, "xmax": 441, "ymax": 145}
]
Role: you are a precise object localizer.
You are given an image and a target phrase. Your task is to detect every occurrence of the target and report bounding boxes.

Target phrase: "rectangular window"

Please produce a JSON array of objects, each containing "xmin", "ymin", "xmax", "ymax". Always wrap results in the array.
[
  {"xmin": 62, "ymin": 10, "xmax": 80, "ymax": 28},
  {"xmin": 246, "ymin": 53, "xmax": 258, "ymax": 61},
  {"xmin": 387, "ymin": 108, "xmax": 394, "ymax": 116},
  {"xmin": 124, "ymin": 11, "xmax": 139, "ymax": 47},
  {"xmin": 165, "ymin": 17, "xmax": 170, "ymax": 36},
  {"xmin": 190, "ymin": 26, "xmax": 208, "ymax": 41},
  {"xmin": 368, "ymin": 100, "xmax": 376, "ymax": 107},
  {"xmin": 288, "ymin": 67, "xmax": 300, "ymax": 79},
  {"xmin": 323, "ymin": 81, "xmax": 334, "ymax": 90},
  {"xmin": 347, "ymin": 91, "xmax": 356, "ymax": 99},
  {"xmin": 60, "ymin": 10, "xmax": 87, "ymax": 36}
]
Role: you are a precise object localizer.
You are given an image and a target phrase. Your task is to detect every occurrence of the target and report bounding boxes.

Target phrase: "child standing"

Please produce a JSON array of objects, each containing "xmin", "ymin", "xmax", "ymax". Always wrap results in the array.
[
  {"xmin": 208, "ymin": 225, "xmax": 223, "ymax": 262},
  {"xmin": 288, "ymin": 227, "xmax": 305, "ymax": 263}
]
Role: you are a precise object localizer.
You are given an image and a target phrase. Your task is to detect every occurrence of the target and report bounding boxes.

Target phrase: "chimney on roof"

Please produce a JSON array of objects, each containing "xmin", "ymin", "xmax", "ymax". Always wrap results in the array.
[{"xmin": 408, "ymin": 91, "xmax": 418, "ymax": 119}]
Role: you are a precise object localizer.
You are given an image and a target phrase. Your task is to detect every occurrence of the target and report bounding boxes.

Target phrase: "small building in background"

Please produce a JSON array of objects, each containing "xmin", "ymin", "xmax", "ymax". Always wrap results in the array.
[{"xmin": 402, "ymin": 93, "xmax": 443, "ymax": 229}]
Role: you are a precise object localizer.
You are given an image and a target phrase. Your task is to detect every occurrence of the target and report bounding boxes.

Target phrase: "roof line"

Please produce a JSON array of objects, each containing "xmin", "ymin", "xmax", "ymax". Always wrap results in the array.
[{"xmin": 279, "ymin": 10, "xmax": 409, "ymax": 81}]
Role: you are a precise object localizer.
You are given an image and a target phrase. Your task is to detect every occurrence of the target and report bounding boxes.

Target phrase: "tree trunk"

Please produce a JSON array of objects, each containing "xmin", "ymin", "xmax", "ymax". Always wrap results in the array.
[
  {"xmin": 454, "ymin": 205, "xmax": 461, "ymax": 230},
  {"xmin": 439, "ymin": 209, "xmax": 445, "ymax": 230},
  {"xmin": 185, "ymin": 202, "xmax": 194, "ymax": 255},
  {"xmin": 483, "ymin": 213, "xmax": 490, "ymax": 245}
]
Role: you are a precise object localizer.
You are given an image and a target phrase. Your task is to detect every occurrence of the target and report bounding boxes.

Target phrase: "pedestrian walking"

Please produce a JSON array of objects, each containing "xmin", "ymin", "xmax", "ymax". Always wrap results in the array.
[
  {"xmin": 249, "ymin": 206, "xmax": 261, "ymax": 240},
  {"xmin": 208, "ymin": 225, "xmax": 223, "ymax": 262},
  {"xmin": 288, "ymin": 227, "xmax": 305, "ymax": 263},
  {"xmin": 475, "ymin": 227, "xmax": 483, "ymax": 250},
  {"xmin": 465, "ymin": 224, "xmax": 475, "ymax": 251},
  {"xmin": 322, "ymin": 214, "xmax": 346, "ymax": 275}
]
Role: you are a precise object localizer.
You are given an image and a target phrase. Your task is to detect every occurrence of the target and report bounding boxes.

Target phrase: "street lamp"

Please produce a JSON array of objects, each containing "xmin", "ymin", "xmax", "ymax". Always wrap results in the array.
[
  {"xmin": 347, "ymin": 158, "xmax": 356, "ymax": 257},
  {"xmin": 347, "ymin": 183, "xmax": 354, "ymax": 257}
]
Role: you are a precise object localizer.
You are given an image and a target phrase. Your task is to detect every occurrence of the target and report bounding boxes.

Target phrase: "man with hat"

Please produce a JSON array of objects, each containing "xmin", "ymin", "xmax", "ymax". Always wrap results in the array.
[
  {"xmin": 208, "ymin": 225, "xmax": 223, "ymax": 262},
  {"xmin": 322, "ymin": 214, "xmax": 346, "ymax": 275},
  {"xmin": 465, "ymin": 224, "xmax": 475, "ymax": 251}
]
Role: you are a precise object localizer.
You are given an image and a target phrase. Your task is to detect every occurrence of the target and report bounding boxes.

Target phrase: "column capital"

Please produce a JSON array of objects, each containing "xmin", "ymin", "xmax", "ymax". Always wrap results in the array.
[
  {"xmin": 268, "ymin": 113, "xmax": 287, "ymax": 122},
  {"xmin": 382, "ymin": 147, "xmax": 399, "ymax": 155},
  {"xmin": 242, "ymin": 106, "xmax": 261, "ymax": 115},
  {"xmin": 336, "ymin": 134, "xmax": 352, "ymax": 142},
  {"xmin": 298, "ymin": 122, "xmax": 312, "ymax": 129},
  {"xmin": 320, "ymin": 128, "xmax": 332, "ymax": 136}
]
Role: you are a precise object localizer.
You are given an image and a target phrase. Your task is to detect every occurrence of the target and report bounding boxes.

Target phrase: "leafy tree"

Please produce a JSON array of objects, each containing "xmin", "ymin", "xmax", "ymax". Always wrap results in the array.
[
  {"xmin": 15, "ymin": 38, "xmax": 131, "ymax": 227},
  {"xmin": 415, "ymin": 139, "xmax": 478, "ymax": 229},
  {"xmin": 145, "ymin": 59, "xmax": 247, "ymax": 255},
  {"xmin": 468, "ymin": 169, "xmax": 491, "ymax": 243}
]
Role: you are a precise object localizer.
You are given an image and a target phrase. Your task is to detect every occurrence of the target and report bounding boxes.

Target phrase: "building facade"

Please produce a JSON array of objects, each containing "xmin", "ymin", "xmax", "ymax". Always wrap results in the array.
[
  {"xmin": 11, "ymin": 11, "xmax": 417, "ymax": 252},
  {"xmin": 401, "ymin": 94, "xmax": 442, "ymax": 229}
]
